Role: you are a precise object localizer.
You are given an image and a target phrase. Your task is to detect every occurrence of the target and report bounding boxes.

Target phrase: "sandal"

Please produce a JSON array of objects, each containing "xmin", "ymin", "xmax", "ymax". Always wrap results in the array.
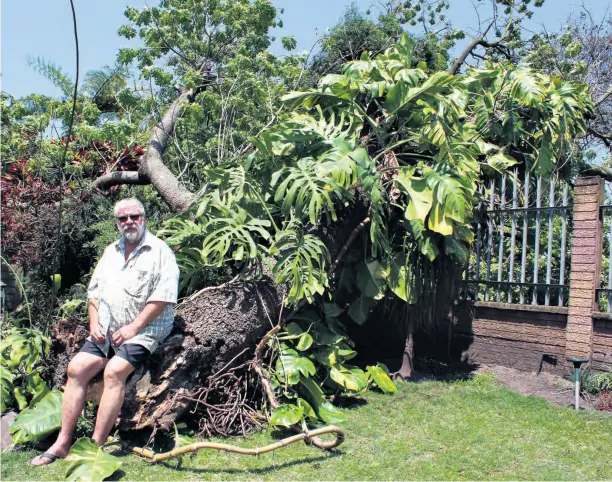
[{"xmin": 30, "ymin": 452, "xmax": 64, "ymax": 466}]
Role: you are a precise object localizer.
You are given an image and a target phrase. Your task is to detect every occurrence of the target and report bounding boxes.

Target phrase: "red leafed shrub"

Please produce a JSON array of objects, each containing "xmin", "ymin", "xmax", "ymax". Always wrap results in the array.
[
  {"xmin": 1, "ymin": 141, "xmax": 145, "ymax": 268},
  {"xmin": 1, "ymin": 159, "xmax": 68, "ymax": 267},
  {"xmin": 599, "ymin": 392, "xmax": 612, "ymax": 411}
]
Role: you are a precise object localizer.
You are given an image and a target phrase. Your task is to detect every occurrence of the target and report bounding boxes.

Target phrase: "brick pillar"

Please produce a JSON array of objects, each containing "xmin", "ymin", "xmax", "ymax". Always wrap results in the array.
[{"xmin": 566, "ymin": 176, "xmax": 605, "ymax": 360}]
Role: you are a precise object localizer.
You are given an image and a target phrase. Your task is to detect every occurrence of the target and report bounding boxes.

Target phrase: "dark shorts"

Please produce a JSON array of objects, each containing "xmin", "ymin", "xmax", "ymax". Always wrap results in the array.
[{"xmin": 80, "ymin": 340, "xmax": 150, "ymax": 369}]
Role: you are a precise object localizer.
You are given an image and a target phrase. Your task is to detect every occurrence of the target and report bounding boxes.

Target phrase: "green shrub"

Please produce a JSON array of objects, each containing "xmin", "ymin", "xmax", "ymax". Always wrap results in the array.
[{"xmin": 581, "ymin": 368, "xmax": 612, "ymax": 395}]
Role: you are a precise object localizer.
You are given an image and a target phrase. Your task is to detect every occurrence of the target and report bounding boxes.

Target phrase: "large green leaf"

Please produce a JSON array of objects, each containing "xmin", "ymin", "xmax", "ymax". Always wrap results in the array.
[
  {"xmin": 323, "ymin": 303, "xmax": 344, "ymax": 318},
  {"xmin": 269, "ymin": 404, "xmax": 304, "ymax": 427},
  {"xmin": 296, "ymin": 332, "xmax": 314, "ymax": 351},
  {"xmin": 1, "ymin": 373, "xmax": 13, "ymax": 413},
  {"xmin": 330, "ymin": 365, "xmax": 368, "ymax": 392},
  {"xmin": 388, "ymin": 257, "xmax": 411, "ymax": 303},
  {"xmin": 484, "ymin": 151, "xmax": 518, "ymax": 174},
  {"xmin": 13, "ymin": 387, "xmax": 28, "ymax": 411},
  {"xmin": 299, "ymin": 376, "xmax": 346, "ymax": 423},
  {"xmin": 313, "ymin": 346, "xmax": 338, "ymax": 367},
  {"xmin": 427, "ymin": 205, "xmax": 453, "ymax": 235},
  {"xmin": 509, "ymin": 65, "xmax": 545, "ymax": 107},
  {"xmin": 271, "ymin": 229, "xmax": 329, "ymax": 305},
  {"xmin": 10, "ymin": 389, "xmax": 63, "ymax": 444},
  {"xmin": 395, "ymin": 171, "xmax": 433, "ymax": 222},
  {"xmin": 385, "ymin": 71, "xmax": 455, "ymax": 115},
  {"xmin": 312, "ymin": 324, "xmax": 344, "ymax": 345},
  {"xmin": 356, "ymin": 260, "xmax": 386, "ymax": 299},
  {"xmin": 367, "ymin": 364, "xmax": 397, "ymax": 394},
  {"xmin": 271, "ymin": 158, "xmax": 347, "ymax": 224},
  {"xmin": 318, "ymin": 401, "xmax": 347, "ymax": 424},
  {"xmin": 65, "ymin": 438, "xmax": 122, "ymax": 482},
  {"xmin": 275, "ymin": 349, "xmax": 316, "ymax": 385},
  {"xmin": 297, "ymin": 398, "xmax": 317, "ymax": 420},
  {"xmin": 347, "ymin": 295, "xmax": 377, "ymax": 325},
  {"xmin": 200, "ymin": 206, "xmax": 271, "ymax": 266},
  {"xmin": 0, "ymin": 328, "xmax": 50, "ymax": 372}
]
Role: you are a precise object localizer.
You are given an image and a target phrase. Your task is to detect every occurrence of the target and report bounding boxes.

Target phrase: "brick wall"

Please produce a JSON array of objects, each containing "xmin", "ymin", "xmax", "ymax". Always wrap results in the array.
[
  {"xmin": 565, "ymin": 177, "xmax": 604, "ymax": 360},
  {"xmin": 451, "ymin": 302, "xmax": 568, "ymax": 375},
  {"xmin": 593, "ymin": 314, "xmax": 612, "ymax": 371}
]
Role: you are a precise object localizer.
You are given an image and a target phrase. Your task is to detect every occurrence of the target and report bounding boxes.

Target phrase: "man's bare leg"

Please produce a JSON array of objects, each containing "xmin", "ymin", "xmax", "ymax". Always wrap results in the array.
[
  {"xmin": 91, "ymin": 356, "xmax": 134, "ymax": 447},
  {"xmin": 30, "ymin": 352, "xmax": 107, "ymax": 466}
]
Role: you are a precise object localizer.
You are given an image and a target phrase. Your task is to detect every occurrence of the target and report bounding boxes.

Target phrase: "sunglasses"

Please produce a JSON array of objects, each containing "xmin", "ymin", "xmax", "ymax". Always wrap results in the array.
[{"xmin": 116, "ymin": 214, "xmax": 143, "ymax": 222}]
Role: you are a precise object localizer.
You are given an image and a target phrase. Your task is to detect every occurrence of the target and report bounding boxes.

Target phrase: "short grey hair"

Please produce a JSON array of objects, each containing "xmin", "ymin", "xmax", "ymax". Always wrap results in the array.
[{"xmin": 113, "ymin": 198, "xmax": 146, "ymax": 218}]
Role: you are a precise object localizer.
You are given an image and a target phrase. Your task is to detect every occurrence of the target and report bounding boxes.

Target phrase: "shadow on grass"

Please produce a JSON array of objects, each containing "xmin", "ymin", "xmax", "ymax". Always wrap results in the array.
[
  {"xmin": 158, "ymin": 451, "xmax": 342, "ymax": 475},
  {"xmin": 107, "ymin": 469, "xmax": 126, "ymax": 481},
  {"xmin": 411, "ymin": 357, "xmax": 480, "ymax": 383}
]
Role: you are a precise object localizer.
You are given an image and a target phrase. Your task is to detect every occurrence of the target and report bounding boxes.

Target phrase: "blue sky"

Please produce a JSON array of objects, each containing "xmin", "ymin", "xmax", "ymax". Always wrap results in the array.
[{"xmin": 2, "ymin": 0, "xmax": 610, "ymax": 99}]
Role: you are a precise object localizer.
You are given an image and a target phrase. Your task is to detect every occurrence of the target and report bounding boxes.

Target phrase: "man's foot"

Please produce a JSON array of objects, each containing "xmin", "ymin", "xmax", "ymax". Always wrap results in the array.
[{"xmin": 29, "ymin": 452, "xmax": 65, "ymax": 466}]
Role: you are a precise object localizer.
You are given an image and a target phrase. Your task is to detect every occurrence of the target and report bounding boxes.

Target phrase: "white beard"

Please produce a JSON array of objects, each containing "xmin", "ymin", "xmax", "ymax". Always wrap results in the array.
[{"xmin": 122, "ymin": 224, "xmax": 146, "ymax": 244}]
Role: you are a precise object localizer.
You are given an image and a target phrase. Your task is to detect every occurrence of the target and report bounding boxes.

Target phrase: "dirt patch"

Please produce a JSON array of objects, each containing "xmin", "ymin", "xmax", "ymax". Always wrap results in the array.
[
  {"xmin": 475, "ymin": 365, "xmax": 599, "ymax": 410},
  {"xmin": 414, "ymin": 358, "xmax": 606, "ymax": 412}
]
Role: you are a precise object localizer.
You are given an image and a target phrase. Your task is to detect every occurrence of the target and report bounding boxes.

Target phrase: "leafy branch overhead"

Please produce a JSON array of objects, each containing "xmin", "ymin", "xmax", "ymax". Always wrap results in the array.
[{"xmin": 163, "ymin": 33, "xmax": 593, "ymax": 307}]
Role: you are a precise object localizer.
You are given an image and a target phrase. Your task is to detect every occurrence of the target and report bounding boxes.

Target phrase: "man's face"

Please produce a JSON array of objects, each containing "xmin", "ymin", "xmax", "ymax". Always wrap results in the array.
[{"xmin": 116, "ymin": 204, "xmax": 146, "ymax": 245}]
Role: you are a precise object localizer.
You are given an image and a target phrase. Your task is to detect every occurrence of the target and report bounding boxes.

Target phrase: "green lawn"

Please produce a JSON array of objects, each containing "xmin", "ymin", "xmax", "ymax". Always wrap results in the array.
[{"xmin": 1, "ymin": 373, "xmax": 610, "ymax": 481}]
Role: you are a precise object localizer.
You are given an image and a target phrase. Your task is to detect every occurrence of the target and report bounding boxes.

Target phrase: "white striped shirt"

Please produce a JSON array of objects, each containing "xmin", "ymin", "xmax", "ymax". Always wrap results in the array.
[{"xmin": 87, "ymin": 230, "xmax": 179, "ymax": 353}]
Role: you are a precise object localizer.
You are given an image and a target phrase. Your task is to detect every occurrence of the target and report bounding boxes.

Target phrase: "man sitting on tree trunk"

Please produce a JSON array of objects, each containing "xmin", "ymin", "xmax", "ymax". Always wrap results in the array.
[{"xmin": 31, "ymin": 198, "xmax": 179, "ymax": 466}]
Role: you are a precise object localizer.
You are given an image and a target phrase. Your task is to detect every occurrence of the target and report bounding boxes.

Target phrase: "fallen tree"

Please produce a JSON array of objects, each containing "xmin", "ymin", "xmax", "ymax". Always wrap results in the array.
[{"xmin": 44, "ymin": 1, "xmax": 596, "ymax": 442}]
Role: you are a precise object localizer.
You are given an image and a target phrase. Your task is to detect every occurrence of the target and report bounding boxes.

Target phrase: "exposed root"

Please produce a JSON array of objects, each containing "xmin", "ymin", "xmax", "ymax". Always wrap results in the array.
[
  {"xmin": 153, "ymin": 357, "xmax": 266, "ymax": 440},
  {"xmin": 132, "ymin": 425, "xmax": 344, "ymax": 462},
  {"xmin": 131, "ymin": 323, "xmax": 346, "ymax": 461}
]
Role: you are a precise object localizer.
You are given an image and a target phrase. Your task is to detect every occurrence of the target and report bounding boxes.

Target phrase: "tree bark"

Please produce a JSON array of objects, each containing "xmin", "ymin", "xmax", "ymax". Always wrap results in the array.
[
  {"xmin": 118, "ymin": 275, "xmax": 286, "ymax": 431},
  {"xmin": 395, "ymin": 318, "xmax": 415, "ymax": 381}
]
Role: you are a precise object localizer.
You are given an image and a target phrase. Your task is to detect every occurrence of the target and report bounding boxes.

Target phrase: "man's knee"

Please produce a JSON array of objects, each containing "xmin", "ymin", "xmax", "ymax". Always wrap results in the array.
[
  {"xmin": 67, "ymin": 354, "xmax": 104, "ymax": 384},
  {"xmin": 103, "ymin": 360, "xmax": 133, "ymax": 388}
]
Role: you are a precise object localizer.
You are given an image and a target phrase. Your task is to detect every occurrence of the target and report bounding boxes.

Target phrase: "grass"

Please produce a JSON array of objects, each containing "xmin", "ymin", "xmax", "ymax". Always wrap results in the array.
[{"xmin": 1, "ymin": 372, "xmax": 611, "ymax": 481}]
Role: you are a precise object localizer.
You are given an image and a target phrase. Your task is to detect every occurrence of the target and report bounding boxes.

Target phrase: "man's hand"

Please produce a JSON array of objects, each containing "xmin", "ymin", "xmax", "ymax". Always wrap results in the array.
[
  {"xmin": 91, "ymin": 323, "xmax": 106, "ymax": 344},
  {"xmin": 111, "ymin": 323, "xmax": 139, "ymax": 346}
]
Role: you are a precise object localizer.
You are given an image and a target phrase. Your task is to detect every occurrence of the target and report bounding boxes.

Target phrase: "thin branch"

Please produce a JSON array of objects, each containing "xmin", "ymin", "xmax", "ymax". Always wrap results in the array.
[
  {"xmin": 588, "ymin": 127, "xmax": 612, "ymax": 150},
  {"xmin": 448, "ymin": 20, "xmax": 498, "ymax": 75},
  {"xmin": 328, "ymin": 217, "xmax": 372, "ymax": 273},
  {"xmin": 185, "ymin": 274, "xmax": 241, "ymax": 302},
  {"xmin": 595, "ymin": 87, "xmax": 612, "ymax": 107}
]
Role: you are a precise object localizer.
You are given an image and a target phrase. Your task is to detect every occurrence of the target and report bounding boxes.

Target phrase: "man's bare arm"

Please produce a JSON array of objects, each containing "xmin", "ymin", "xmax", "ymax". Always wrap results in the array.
[
  {"xmin": 110, "ymin": 301, "xmax": 169, "ymax": 345},
  {"xmin": 88, "ymin": 299, "xmax": 105, "ymax": 343}
]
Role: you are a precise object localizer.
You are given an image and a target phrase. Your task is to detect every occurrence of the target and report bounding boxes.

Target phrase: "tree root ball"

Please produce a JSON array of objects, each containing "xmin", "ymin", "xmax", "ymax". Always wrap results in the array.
[{"xmin": 118, "ymin": 275, "xmax": 286, "ymax": 431}]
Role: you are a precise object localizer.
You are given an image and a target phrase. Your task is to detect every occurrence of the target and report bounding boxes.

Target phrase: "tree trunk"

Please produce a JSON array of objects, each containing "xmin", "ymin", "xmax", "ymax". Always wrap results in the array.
[
  {"xmin": 394, "ymin": 318, "xmax": 415, "ymax": 381},
  {"xmin": 92, "ymin": 88, "xmax": 196, "ymax": 212}
]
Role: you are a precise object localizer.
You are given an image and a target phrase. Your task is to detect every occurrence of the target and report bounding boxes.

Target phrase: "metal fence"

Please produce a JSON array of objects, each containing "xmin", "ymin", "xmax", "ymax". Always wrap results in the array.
[
  {"xmin": 597, "ymin": 184, "xmax": 612, "ymax": 312},
  {"xmin": 464, "ymin": 169, "xmax": 572, "ymax": 306}
]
